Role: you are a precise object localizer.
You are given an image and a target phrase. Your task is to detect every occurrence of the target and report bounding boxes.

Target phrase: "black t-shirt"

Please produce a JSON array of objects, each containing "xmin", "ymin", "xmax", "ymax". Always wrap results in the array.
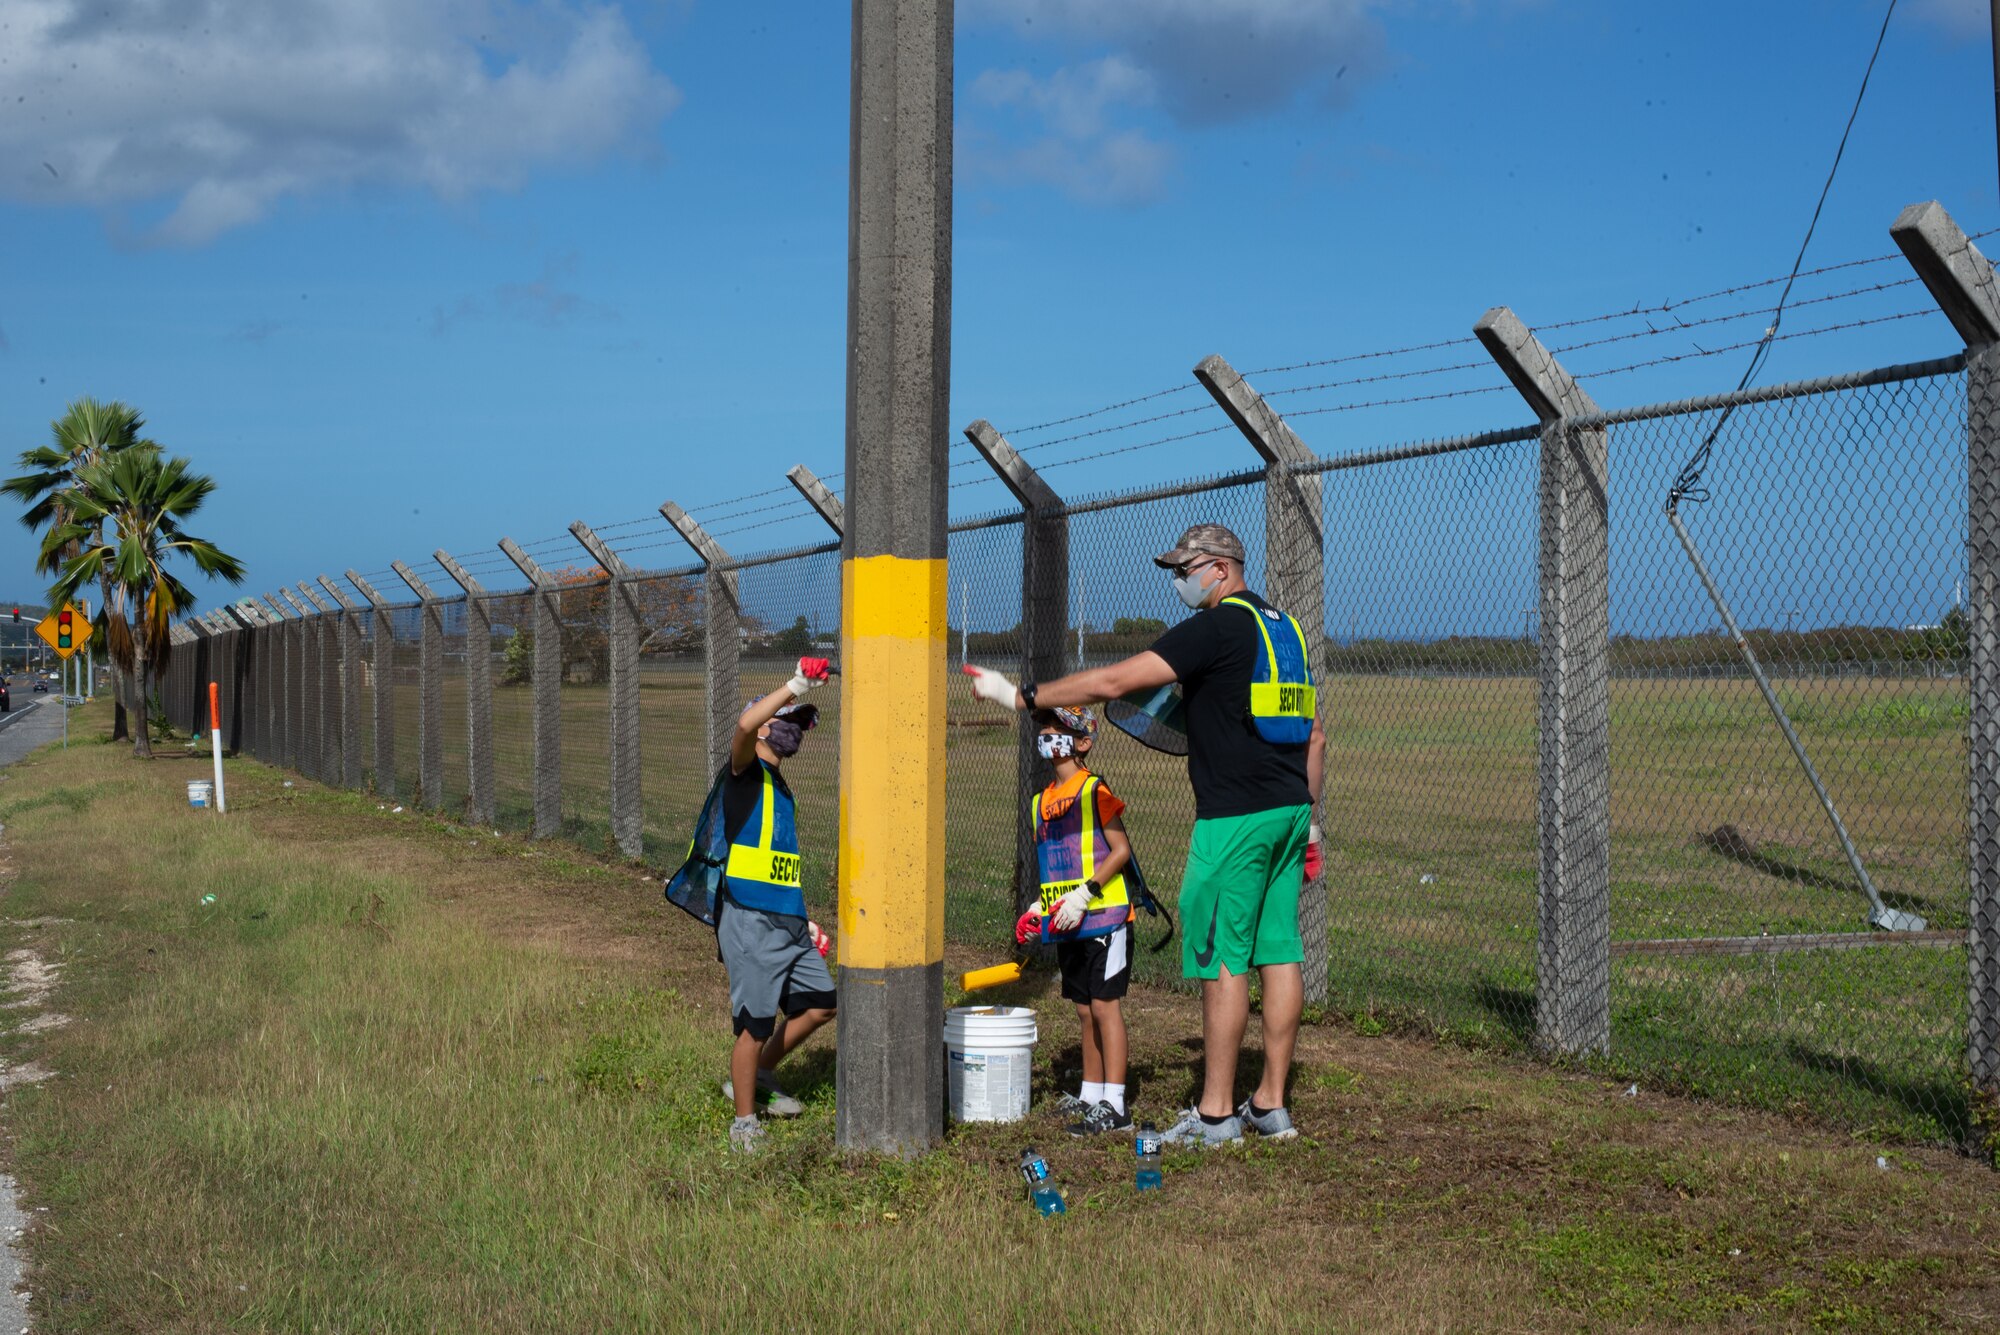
[
  {"xmin": 1148, "ymin": 590, "xmax": 1311, "ymax": 820},
  {"xmin": 723, "ymin": 759, "xmax": 792, "ymax": 846}
]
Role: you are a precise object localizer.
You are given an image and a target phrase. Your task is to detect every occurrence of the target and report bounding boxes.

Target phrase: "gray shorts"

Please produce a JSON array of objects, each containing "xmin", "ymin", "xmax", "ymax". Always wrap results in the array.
[{"xmin": 717, "ymin": 898, "xmax": 836, "ymax": 1039}]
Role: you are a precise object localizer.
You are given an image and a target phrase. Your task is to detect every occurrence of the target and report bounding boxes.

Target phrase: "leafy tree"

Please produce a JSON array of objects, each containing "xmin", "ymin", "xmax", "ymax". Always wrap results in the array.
[
  {"xmin": 501, "ymin": 628, "xmax": 534, "ymax": 685},
  {"xmin": 44, "ymin": 449, "xmax": 245, "ymax": 757},
  {"xmin": 769, "ymin": 615, "xmax": 813, "ymax": 657},
  {"xmin": 1111, "ymin": 616, "xmax": 1166, "ymax": 636},
  {"xmin": 3, "ymin": 398, "xmax": 150, "ymax": 737}
]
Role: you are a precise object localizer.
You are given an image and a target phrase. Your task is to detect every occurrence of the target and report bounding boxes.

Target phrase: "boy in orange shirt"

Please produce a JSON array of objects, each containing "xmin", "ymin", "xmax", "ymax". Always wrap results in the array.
[{"xmin": 1015, "ymin": 706, "xmax": 1138, "ymax": 1136}]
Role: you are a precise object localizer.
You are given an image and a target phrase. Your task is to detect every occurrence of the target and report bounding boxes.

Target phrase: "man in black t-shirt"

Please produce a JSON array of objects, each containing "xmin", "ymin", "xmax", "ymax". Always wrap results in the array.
[{"xmin": 966, "ymin": 523, "xmax": 1325, "ymax": 1149}]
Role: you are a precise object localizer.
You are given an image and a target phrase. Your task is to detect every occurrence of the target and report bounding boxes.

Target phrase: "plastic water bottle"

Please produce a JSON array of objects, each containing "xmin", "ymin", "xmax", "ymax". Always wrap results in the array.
[
  {"xmin": 1134, "ymin": 1123, "xmax": 1163, "ymax": 1192},
  {"xmin": 1019, "ymin": 1148, "xmax": 1065, "ymax": 1216}
]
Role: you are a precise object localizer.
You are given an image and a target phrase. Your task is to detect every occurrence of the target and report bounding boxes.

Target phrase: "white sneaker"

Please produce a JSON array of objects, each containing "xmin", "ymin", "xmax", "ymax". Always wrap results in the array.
[
  {"xmin": 729, "ymin": 1115, "xmax": 765, "ymax": 1154},
  {"xmin": 1158, "ymin": 1106, "xmax": 1244, "ymax": 1149},
  {"xmin": 722, "ymin": 1068, "xmax": 806, "ymax": 1117}
]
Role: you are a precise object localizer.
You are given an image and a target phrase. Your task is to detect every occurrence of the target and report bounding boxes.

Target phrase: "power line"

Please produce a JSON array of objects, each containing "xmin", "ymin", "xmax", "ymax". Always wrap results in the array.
[{"xmin": 1667, "ymin": 0, "xmax": 1900, "ymax": 511}]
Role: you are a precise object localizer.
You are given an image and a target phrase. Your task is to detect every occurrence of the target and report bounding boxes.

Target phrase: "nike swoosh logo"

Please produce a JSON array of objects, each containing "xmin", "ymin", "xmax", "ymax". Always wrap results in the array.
[{"xmin": 1193, "ymin": 909, "xmax": 1218, "ymax": 969}]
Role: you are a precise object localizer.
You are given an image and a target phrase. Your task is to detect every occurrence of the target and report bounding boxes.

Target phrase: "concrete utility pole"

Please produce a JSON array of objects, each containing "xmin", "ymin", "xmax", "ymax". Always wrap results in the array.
[{"xmin": 837, "ymin": 0, "xmax": 953, "ymax": 1155}]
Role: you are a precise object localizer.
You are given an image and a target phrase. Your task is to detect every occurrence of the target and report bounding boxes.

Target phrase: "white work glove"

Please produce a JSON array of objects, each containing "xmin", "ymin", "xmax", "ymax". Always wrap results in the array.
[
  {"xmin": 786, "ymin": 656, "xmax": 832, "ymax": 699},
  {"xmin": 1050, "ymin": 886, "xmax": 1092, "ymax": 933},
  {"xmin": 963, "ymin": 664, "xmax": 1022, "ymax": 711}
]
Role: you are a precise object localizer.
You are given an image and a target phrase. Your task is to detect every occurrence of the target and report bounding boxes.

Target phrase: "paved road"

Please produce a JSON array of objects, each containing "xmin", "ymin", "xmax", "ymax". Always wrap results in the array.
[
  {"xmin": 0, "ymin": 700, "xmax": 65, "ymax": 772},
  {"xmin": 0, "ymin": 696, "xmax": 68, "ymax": 1333}
]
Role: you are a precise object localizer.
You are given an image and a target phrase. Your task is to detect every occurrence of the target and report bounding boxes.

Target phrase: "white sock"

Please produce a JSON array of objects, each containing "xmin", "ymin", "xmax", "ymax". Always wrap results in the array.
[
  {"xmin": 1080, "ymin": 1080, "xmax": 1105, "ymax": 1106},
  {"xmin": 1102, "ymin": 1084, "xmax": 1126, "ymax": 1115}
]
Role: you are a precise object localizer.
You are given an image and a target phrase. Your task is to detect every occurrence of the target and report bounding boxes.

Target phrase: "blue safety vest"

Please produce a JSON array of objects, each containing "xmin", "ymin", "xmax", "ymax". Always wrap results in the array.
[
  {"xmin": 664, "ymin": 762, "xmax": 806, "ymax": 923},
  {"xmin": 1221, "ymin": 596, "xmax": 1315, "ymax": 745}
]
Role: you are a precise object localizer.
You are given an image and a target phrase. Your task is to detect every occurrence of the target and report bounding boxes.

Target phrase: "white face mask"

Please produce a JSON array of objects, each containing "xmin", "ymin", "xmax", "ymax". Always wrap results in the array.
[
  {"xmin": 1172, "ymin": 560, "xmax": 1218, "ymax": 610},
  {"xmin": 1036, "ymin": 733, "xmax": 1075, "ymax": 760}
]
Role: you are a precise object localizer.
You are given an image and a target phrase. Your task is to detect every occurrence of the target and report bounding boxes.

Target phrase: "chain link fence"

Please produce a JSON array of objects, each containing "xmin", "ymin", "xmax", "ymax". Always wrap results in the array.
[{"xmin": 160, "ymin": 346, "xmax": 1994, "ymax": 1152}]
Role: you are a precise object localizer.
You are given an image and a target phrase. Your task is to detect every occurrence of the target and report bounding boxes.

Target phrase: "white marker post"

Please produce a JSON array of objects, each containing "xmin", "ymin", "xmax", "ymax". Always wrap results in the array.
[{"xmin": 208, "ymin": 681, "xmax": 226, "ymax": 814}]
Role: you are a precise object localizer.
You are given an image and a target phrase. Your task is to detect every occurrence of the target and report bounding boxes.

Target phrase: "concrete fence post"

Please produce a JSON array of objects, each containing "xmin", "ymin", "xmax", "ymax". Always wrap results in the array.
[
  {"xmin": 392, "ymin": 561, "xmax": 446, "ymax": 813},
  {"xmin": 263, "ymin": 595, "xmax": 301, "ymax": 771},
  {"xmin": 298, "ymin": 583, "xmax": 341, "ymax": 785},
  {"xmin": 500, "ymin": 540, "xmax": 564, "ymax": 838},
  {"xmin": 346, "ymin": 572, "xmax": 397, "ymax": 796},
  {"xmin": 965, "ymin": 420, "xmax": 1068, "ymax": 923},
  {"xmin": 318, "ymin": 577, "xmax": 365, "ymax": 789},
  {"xmin": 433, "ymin": 552, "xmax": 496, "ymax": 829},
  {"xmin": 1193, "ymin": 355, "xmax": 1332, "ymax": 1007},
  {"xmin": 660, "ymin": 504, "xmax": 740, "ymax": 778},
  {"xmin": 787, "ymin": 465, "xmax": 847, "ymax": 533},
  {"xmin": 1476, "ymin": 306, "xmax": 1612, "ymax": 1059},
  {"xmin": 569, "ymin": 522, "xmax": 643, "ymax": 859},
  {"xmin": 1892, "ymin": 200, "xmax": 2000, "ymax": 1118},
  {"xmin": 279, "ymin": 591, "xmax": 317, "ymax": 776},
  {"xmin": 222, "ymin": 604, "xmax": 260, "ymax": 757}
]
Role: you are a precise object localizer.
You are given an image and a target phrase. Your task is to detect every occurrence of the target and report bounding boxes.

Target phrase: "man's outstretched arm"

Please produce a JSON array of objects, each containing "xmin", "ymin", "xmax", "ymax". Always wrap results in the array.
[{"xmin": 964, "ymin": 651, "xmax": 1176, "ymax": 712}]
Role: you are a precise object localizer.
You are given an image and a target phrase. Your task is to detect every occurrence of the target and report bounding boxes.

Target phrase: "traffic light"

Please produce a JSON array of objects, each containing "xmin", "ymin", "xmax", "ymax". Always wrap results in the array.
[
  {"xmin": 56, "ymin": 608, "xmax": 72, "ymax": 650},
  {"xmin": 8, "ymin": 608, "xmax": 16, "ymax": 624}
]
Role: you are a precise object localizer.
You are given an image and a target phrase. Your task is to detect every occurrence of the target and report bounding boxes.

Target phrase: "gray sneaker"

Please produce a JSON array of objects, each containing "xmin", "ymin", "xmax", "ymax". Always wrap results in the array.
[
  {"xmin": 1235, "ymin": 1099, "xmax": 1299, "ymax": 1141},
  {"xmin": 722, "ymin": 1068, "xmax": 806, "ymax": 1118},
  {"xmin": 1045, "ymin": 1091, "xmax": 1091, "ymax": 1119},
  {"xmin": 729, "ymin": 1115, "xmax": 765, "ymax": 1154},
  {"xmin": 1158, "ymin": 1106, "xmax": 1244, "ymax": 1149}
]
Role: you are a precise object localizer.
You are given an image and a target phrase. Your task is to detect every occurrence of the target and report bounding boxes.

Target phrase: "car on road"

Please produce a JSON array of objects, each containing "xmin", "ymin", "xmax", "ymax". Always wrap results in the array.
[
  {"xmin": 0, "ymin": 680, "xmax": 12, "ymax": 712},
  {"xmin": 30, "ymin": 678, "xmax": 45, "ymax": 694}
]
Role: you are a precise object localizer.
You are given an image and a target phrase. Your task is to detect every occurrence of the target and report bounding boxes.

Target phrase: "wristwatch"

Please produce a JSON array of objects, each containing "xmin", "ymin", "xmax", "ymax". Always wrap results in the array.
[
  {"xmin": 1020, "ymin": 682, "xmax": 1038, "ymax": 710},
  {"xmin": 1083, "ymin": 880, "xmax": 1101, "ymax": 897}
]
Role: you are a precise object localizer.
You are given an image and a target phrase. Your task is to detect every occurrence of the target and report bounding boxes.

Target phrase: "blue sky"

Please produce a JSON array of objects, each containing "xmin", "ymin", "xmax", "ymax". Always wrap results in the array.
[{"xmin": 0, "ymin": 0, "xmax": 1992, "ymax": 626}]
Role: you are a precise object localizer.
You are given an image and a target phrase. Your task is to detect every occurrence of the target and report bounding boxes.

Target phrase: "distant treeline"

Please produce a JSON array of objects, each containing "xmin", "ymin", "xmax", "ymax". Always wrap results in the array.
[{"xmin": 959, "ymin": 612, "xmax": 1969, "ymax": 675}]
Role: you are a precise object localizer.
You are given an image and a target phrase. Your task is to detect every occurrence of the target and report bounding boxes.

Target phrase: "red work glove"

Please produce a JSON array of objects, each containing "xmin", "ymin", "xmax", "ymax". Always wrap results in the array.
[
  {"xmin": 1014, "ymin": 908, "xmax": 1044, "ymax": 945},
  {"xmin": 798, "ymin": 657, "xmax": 832, "ymax": 683},
  {"xmin": 807, "ymin": 920, "xmax": 831, "ymax": 958},
  {"xmin": 1303, "ymin": 824, "xmax": 1324, "ymax": 882}
]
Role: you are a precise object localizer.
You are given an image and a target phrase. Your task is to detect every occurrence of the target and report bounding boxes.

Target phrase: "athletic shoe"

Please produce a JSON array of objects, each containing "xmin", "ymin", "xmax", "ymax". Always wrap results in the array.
[
  {"xmin": 1235, "ymin": 1098, "xmax": 1299, "ymax": 1141},
  {"xmin": 722, "ymin": 1069, "xmax": 806, "ymax": 1118},
  {"xmin": 1067, "ymin": 1100, "xmax": 1134, "ymax": 1138},
  {"xmin": 1158, "ymin": 1106, "xmax": 1244, "ymax": 1149},
  {"xmin": 729, "ymin": 1115, "xmax": 766, "ymax": 1154},
  {"xmin": 1044, "ymin": 1091, "xmax": 1091, "ymax": 1119}
]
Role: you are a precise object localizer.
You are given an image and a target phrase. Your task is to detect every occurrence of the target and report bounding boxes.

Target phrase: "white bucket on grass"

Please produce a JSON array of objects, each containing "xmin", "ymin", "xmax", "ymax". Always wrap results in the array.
[
  {"xmin": 944, "ymin": 1005, "xmax": 1037, "ymax": 1123},
  {"xmin": 187, "ymin": 780, "xmax": 213, "ymax": 809}
]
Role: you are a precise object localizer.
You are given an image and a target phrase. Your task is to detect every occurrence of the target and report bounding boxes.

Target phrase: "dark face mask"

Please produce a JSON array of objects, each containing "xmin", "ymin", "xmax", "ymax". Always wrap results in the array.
[{"xmin": 763, "ymin": 718, "xmax": 803, "ymax": 758}]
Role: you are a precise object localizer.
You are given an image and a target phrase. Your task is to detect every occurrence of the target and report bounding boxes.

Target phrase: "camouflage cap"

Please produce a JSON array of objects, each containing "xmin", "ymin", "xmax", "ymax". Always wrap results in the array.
[{"xmin": 1154, "ymin": 522, "xmax": 1246, "ymax": 569}]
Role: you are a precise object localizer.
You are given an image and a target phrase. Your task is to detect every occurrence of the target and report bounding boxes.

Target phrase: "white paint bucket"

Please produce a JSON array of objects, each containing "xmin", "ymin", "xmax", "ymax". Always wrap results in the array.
[
  {"xmin": 187, "ymin": 780, "xmax": 213, "ymax": 809},
  {"xmin": 944, "ymin": 1005, "xmax": 1038, "ymax": 1123}
]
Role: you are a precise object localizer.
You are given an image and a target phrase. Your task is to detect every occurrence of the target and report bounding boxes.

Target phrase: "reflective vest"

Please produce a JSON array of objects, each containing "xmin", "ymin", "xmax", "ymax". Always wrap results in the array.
[
  {"xmin": 722, "ymin": 761, "xmax": 807, "ymax": 918},
  {"xmin": 1031, "ymin": 774, "xmax": 1132, "ymax": 940},
  {"xmin": 1221, "ymin": 595, "xmax": 1315, "ymax": 745}
]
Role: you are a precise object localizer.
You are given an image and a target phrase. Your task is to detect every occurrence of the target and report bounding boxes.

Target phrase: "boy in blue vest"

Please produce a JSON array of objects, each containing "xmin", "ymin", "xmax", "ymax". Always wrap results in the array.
[
  {"xmin": 709, "ymin": 661, "xmax": 836, "ymax": 1153},
  {"xmin": 1014, "ymin": 706, "xmax": 1138, "ymax": 1137}
]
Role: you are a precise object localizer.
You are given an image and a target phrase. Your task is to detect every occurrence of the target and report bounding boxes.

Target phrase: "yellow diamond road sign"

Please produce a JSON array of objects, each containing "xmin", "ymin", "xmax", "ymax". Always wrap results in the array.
[{"xmin": 34, "ymin": 605, "xmax": 92, "ymax": 660}]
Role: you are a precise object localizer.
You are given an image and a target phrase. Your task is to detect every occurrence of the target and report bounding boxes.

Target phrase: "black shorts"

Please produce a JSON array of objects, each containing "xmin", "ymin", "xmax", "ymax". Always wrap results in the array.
[{"xmin": 1057, "ymin": 925, "xmax": 1132, "ymax": 1004}]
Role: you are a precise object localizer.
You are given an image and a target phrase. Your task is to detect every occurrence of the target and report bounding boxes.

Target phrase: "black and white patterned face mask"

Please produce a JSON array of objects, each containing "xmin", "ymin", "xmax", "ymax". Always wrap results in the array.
[{"xmin": 1035, "ymin": 733, "xmax": 1075, "ymax": 760}]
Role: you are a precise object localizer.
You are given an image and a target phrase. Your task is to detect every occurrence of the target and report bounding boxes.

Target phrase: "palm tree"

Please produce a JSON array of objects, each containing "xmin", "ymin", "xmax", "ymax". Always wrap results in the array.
[
  {"xmin": 44, "ymin": 450, "xmax": 245, "ymax": 757},
  {"xmin": 3, "ymin": 399, "xmax": 149, "ymax": 738}
]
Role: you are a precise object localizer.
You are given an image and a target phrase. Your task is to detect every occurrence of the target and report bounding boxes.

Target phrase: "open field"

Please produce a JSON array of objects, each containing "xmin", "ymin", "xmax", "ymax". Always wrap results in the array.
[
  {"xmin": 338, "ymin": 662, "xmax": 1976, "ymax": 1144},
  {"xmin": 0, "ymin": 723, "xmax": 1996, "ymax": 1332}
]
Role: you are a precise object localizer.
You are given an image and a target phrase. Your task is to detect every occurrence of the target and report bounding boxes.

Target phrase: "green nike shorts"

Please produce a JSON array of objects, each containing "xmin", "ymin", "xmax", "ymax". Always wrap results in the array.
[{"xmin": 1180, "ymin": 805, "xmax": 1311, "ymax": 980}]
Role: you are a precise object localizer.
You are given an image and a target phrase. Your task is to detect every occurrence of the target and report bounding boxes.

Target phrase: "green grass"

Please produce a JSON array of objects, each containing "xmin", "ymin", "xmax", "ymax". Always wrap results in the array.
[
  {"xmin": 306, "ymin": 664, "xmax": 1975, "ymax": 1145},
  {"xmin": 4, "ymin": 722, "xmax": 2000, "ymax": 1332}
]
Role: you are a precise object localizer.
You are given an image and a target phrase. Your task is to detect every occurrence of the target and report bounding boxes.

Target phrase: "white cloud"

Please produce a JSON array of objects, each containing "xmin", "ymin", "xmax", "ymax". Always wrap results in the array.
[
  {"xmin": 0, "ymin": 0, "xmax": 680, "ymax": 244},
  {"xmin": 965, "ymin": 0, "xmax": 1383, "ymax": 125},
  {"xmin": 1908, "ymin": 0, "xmax": 1985, "ymax": 40},
  {"xmin": 963, "ymin": 56, "xmax": 1173, "ymax": 203}
]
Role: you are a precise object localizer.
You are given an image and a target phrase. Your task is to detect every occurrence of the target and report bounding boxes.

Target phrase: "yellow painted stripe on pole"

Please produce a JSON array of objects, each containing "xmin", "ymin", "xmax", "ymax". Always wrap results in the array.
[{"xmin": 838, "ymin": 554, "xmax": 947, "ymax": 971}]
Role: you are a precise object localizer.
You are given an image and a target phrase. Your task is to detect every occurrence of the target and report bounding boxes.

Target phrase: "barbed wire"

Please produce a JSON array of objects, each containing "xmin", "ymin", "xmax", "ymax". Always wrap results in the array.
[
  {"xmin": 1289, "ymin": 384, "xmax": 1513, "ymax": 419},
  {"xmin": 1265, "ymin": 355, "xmax": 1497, "ymax": 401},
  {"xmin": 1244, "ymin": 335, "xmax": 1483, "ymax": 379},
  {"xmin": 1550, "ymin": 276, "xmax": 1921, "ymax": 357},
  {"xmin": 1002, "ymin": 383, "xmax": 1203, "ymax": 438},
  {"xmin": 1581, "ymin": 308, "xmax": 1935, "ymax": 382}
]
